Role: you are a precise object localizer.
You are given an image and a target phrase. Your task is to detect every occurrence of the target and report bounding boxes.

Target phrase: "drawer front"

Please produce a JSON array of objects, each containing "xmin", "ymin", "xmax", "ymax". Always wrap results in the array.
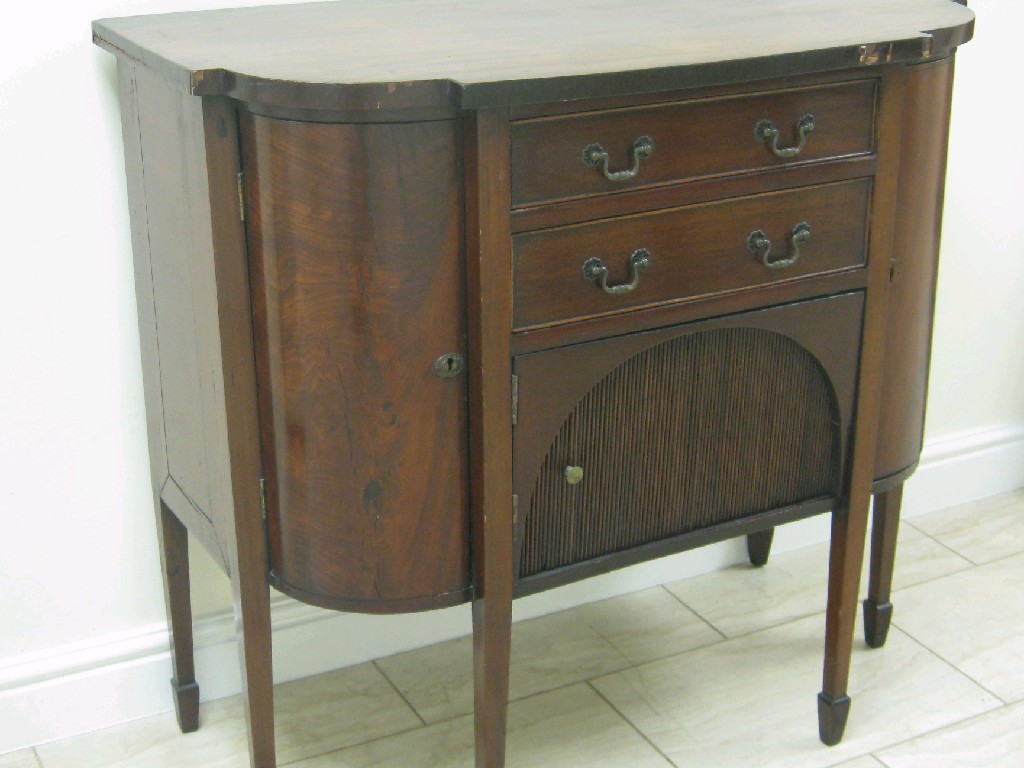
[
  {"xmin": 511, "ymin": 79, "xmax": 877, "ymax": 206},
  {"xmin": 513, "ymin": 178, "xmax": 871, "ymax": 329}
]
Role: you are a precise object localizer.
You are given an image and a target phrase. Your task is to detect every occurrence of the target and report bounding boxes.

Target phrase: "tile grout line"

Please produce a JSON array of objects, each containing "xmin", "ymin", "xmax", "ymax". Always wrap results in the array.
[
  {"xmin": 856, "ymin": 701, "xmax": 1013, "ymax": 764},
  {"xmin": 888, "ymin": 619, "xmax": 1008, "ymax": 704},
  {"xmin": 966, "ymin": 547, "xmax": 1024, "ymax": 569},
  {"xmin": 659, "ymin": 584, "xmax": 728, "ymax": 640},
  {"xmin": 274, "ymin": 718, "xmax": 439, "ymax": 768},
  {"xmin": 283, "ymin": 675, "xmax": 684, "ymax": 766},
  {"xmin": 372, "ymin": 659, "xmax": 429, "ymax": 727},
  {"xmin": 891, "ymin": 620, "xmax": 1012, "ymax": 706},
  {"xmin": 823, "ymin": 752, "xmax": 883, "ymax": 768},
  {"xmin": 902, "ymin": 518, "xmax": 983, "ymax": 566},
  {"xmin": 586, "ymin": 680, "xmax": 680, "ymax": 767}
]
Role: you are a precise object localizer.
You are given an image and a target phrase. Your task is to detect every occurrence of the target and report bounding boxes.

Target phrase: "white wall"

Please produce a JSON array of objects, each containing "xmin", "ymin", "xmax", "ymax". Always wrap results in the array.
[{"xmin": 0, "ymin": 0, "xmax": 1020, "ymax": 755}]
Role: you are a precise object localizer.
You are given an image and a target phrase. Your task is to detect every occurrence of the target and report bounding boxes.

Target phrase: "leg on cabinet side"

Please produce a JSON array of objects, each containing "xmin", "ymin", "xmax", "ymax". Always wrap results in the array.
[
  {"xmin": 158, "ymin": 499, "xmax": 200, "ymax": 733},
  {"xmin": 864, "ymin": 484, "xmax": 903, "ymax": 648}
]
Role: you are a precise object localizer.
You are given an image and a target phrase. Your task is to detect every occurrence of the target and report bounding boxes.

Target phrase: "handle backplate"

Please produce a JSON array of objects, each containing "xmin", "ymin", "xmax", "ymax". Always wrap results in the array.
[
  {"xmin": 755, "ymin": 114, "xmax": 816, "ymax": 158},
  {"xmin": 747, "ymin": 222, "xmax": 812, "ymax": 269},
  {"xmin": 582, "ymin": 248, "xmax": 652, "ymax": 294},
  {"xmin": 582, "ymin": 135, "xmax": 654, "ymax": 181}
]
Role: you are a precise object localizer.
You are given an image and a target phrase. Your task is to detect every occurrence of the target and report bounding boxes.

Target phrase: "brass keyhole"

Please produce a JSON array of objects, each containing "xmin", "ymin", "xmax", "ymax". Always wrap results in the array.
[{"xmin": 433, "ymin": 353, "xmax": 465, "ymax": 379}]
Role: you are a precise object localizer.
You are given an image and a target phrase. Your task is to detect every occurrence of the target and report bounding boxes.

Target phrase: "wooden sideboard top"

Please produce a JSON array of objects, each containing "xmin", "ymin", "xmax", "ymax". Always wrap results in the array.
[{"xmin": 93, "ymin": 0, "xmax": 974, "ymax": 112}]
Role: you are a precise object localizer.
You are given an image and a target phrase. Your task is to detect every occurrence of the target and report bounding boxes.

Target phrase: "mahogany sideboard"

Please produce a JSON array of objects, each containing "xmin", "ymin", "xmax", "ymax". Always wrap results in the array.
[{"xmin": 93, "ymin": 1, "xmax": 974, "ymax": 765}]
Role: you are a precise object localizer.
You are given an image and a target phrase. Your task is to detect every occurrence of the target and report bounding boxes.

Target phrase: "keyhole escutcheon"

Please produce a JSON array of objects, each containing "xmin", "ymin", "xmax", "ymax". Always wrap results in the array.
[{"xmin": 433, "ymin": 353, "xmax": 465, "ymax": 379}]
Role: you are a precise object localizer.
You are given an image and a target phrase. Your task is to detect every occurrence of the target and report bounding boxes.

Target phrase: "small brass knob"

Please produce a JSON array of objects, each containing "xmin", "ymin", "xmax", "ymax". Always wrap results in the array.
[{"xmin": 564, "ymin": 465, "xmax": 584, "ymax": 485}]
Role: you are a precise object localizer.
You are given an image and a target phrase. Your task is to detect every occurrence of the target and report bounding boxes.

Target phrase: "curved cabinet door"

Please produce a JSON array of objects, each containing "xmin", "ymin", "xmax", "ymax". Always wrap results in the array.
[
  {"xmin": 874, "ymin": 56, "xmax": 957, "ymax": 486},
  {"xmin": 513, "ymin": 293, "xmax": 863, "ymax": 593},
  {"xmin": 241, "ymin": 114, "xmax": 471, "ymax": 613}
]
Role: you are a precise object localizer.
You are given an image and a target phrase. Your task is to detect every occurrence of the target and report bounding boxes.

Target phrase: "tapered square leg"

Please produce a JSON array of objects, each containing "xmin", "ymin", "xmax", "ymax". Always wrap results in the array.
[
  {"xmin": 230, "ymin": 573, "xmax": 275, "ymax": 767},
  {"xmin": 157, "ymin": 500, "xmax": 200, "ymax": 733},
  {"xmin": 817, "ymin": 692, "xmax": 852, "ymax": 746},
  {"xmin": 170, "ymin": 679, "xmax": 200, "ymax": 733},
  {"xmin": 819, "ymin": 497, "xmax": 870, "ymax": 747},
  {"xmin": 472, "ymin": 588, "xmax": 513, "ymax": 768},
  {"xmin": 863, "ymin": 485, "xmax": 903, "ymax": 648},
  {"xmin": 464, "ymin": 106, "xmax": 515, "ymax": 768},
  {"xmin": 746, "ymin": 528, "xmax": 775, "ymax": 567}
]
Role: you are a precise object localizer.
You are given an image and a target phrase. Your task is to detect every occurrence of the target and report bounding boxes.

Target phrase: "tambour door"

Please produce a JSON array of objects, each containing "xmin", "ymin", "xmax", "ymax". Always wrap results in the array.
[{"xmin": 512, "ymin": 293, "xmax": 864, "ymax": 594}]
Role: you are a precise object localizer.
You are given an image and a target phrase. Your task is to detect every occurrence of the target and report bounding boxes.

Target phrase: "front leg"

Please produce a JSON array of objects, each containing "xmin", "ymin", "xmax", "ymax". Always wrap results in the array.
[
  {"xmin": 819, "ymin": 494, "xmax": 871, "ymax": 746},
  {"xmin": 464, "ymin": 106, "xmax": 515, "ymax": 767},
  {"xmin": 472, "ymin": 560, "xmax": 514, "ymax": 768}
]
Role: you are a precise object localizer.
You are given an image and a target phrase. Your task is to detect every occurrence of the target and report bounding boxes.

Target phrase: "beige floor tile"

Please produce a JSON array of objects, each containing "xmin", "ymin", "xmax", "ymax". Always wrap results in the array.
[
  {"xmin": 0, "ymin": 749, "xmax": 40, "ymax": 768},
  {"xmin": 274, "ymin": 663, "xmax": 423, "ymax": 760},
  {"xmin": 376, "ymin": 586, "xmax": 721, "ymax": 723},
  {"xmin": 876, "ymin": 700, "xmax": 1024, "ymax": 767},
  {"xmin": 907, "ymin": 488, "xmax": 1024, "ymax": 564},
  {"xmin": 592, "ymin": 614, "xmax": 999, "ymax": 768},
  {"xmin": 891, "ymin": 552, "xmax": 1024, "ymax": 703},
  {"xmin": 35, "ymin": 696, "xmax": 248, "ymax": 768},
  {"xmin": 665, "ymin": 524, "xmax": 972, "ymax": 638},
  {"xmin": 35, "ymin": 663, "xmax": 420, "ymax": 768},
  {"xmin": 290, "ymin": 683, "xmax": 672, "ymax": 768},
  {"xmin": 831, "ymin": 758, "xmax": 885, "ymax": 768},
  {"xmin": 554, "ymin": 586, "xmax": 723, "ymax": 665}
]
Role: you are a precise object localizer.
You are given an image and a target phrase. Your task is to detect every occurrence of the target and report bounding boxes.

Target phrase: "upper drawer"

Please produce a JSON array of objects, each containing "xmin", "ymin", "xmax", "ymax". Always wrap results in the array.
[
  {"xmin": 510, "ymin": 80, "xmax": 877, "ymax": 207},
  {"xmin": 513, "ymin": 178, "xmax": 871, "ymax": 330}
]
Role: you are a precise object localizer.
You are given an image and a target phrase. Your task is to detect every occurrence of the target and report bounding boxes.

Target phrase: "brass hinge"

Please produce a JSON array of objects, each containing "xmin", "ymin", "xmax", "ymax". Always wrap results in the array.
[
  {"xmin": 512, "ymin": 494, "xmax": 519, "ymax": 528},
  {"xmin": 236, "ymin": 171, "xmax": 246, "ymax": 222},
  {"xmin": 511, "ymin": 373, "xmax": 519, "ymax": 426},
  {"xmin": 258, "ymin": 476, "xmax": 267, "ymax": 521}
]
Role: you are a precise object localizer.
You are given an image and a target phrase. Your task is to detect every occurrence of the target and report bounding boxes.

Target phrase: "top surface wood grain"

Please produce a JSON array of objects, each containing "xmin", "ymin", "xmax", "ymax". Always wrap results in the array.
[{"xmin": 93, "ymin": 0, "xmax": 974, "ymax": 111}]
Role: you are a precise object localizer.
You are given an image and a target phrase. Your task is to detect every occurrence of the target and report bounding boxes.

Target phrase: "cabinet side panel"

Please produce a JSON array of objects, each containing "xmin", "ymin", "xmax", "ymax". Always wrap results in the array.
[
  {"xmin": 116, "ymin": 60, "xmax": 169, "ymax": 499},
  {"xmin": 131, "ymin": 64, "xmax": 237, "ymax": 571},
  {"xmin": 241, "ymin": 114, "xmax": 472, "ymax": 611},
  {"xmin": 874, "ymin": 57, "xmax": 955, "ymax": 482}
]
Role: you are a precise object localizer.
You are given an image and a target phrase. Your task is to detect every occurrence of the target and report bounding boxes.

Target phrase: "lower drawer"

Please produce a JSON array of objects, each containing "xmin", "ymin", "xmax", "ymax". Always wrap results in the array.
[{"xmin": 513, "ymin": 178, "xmax": 871, "ymax": 329}]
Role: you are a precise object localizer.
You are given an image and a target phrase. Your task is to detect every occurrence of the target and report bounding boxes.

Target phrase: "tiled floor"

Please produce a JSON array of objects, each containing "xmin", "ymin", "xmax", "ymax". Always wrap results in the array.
[{"xmin": 9, "ymin": 488, "xmax": 1024, "ymax": 767}]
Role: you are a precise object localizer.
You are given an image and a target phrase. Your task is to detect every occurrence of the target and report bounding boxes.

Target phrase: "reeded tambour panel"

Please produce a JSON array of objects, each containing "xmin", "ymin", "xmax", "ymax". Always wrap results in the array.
[{"xmin": 520, "ymin": 327, "xmax": 841, "ymax": 577}]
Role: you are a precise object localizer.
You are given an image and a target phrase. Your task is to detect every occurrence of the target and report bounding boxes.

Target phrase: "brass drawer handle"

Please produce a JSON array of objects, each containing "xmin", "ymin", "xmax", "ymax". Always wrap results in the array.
[
  {"xmin": 582, "ymin": 136, "xmax": 653, "ymax": 181},
  {"xmin": 564, "ymin": 465, "xmax": 584, "ymax": 485},
  {"xmin": 747, "ymin": 223, "xmax": 812, "ymax": 269},
  {"xmin": 582, "ymin": 248, "xmax": 652, "ymax": 294},
  {"xmin": 755, "ymin": 114, "xmax": 815, "ymax": 158}
]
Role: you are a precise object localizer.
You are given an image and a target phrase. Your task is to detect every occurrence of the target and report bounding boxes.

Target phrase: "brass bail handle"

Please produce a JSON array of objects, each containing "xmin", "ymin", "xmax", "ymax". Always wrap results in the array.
[
  {"xmin": 747, "ymin": 222, "xmax": 812, "ymax": 269},
  {"xmin": 583, "ymin": 135, "xmax": 654, "ymax": 181},
  {"xmin": 755, "ymin": 114, "xmax": 816, "ymax": 158},
  {"xmin": 582, "ymin": 248, "xmax": 652, "ymax": 294}
]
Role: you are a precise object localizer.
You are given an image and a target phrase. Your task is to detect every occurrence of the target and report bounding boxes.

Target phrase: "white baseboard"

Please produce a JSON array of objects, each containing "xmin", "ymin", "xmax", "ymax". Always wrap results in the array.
[{"xmin": 4, "ymin": 421, "xmax": 1023, "ymax": 754}]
